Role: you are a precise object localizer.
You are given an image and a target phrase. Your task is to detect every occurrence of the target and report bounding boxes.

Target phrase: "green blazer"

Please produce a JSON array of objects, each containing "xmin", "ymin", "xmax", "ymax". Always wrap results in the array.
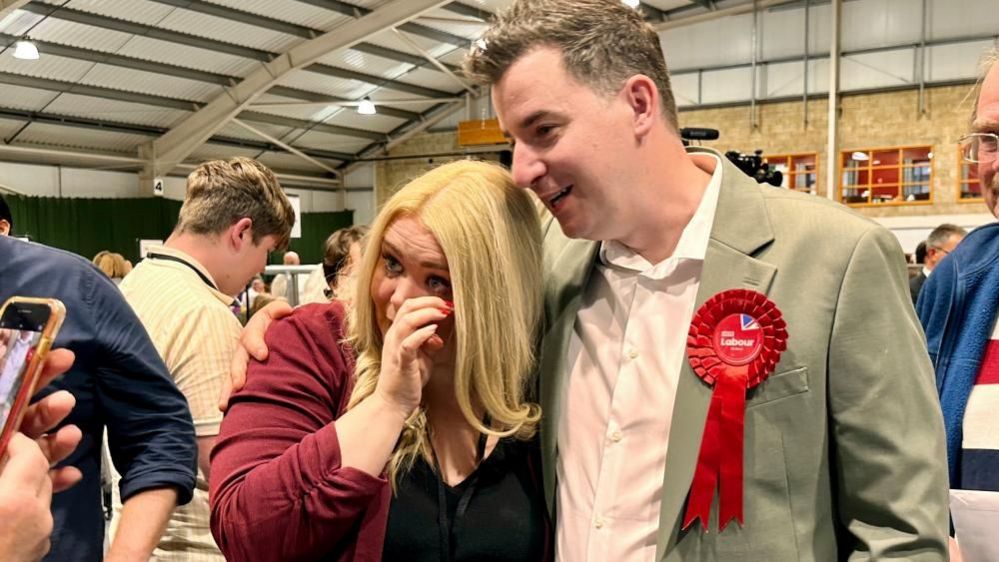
[{"xmin": 536, "ymin": 148, "xmax": 949, "ymax": 561}]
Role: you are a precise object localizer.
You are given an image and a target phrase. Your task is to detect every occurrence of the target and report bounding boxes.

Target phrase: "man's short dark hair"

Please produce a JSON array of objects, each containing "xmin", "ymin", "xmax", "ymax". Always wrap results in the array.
[{"xmin": 914, "ymin": 241, "xmax": 927, "ymax": 264}]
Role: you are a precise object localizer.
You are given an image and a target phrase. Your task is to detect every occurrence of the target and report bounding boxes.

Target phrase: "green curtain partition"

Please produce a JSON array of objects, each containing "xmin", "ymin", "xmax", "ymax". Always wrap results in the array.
[
  {"xmin": 5, "ymin": 195, "xmax": 353, "ymax": 265},
  {"xmin": 277, "ymin": 210, "xmax": 355, "ymax": 265}
]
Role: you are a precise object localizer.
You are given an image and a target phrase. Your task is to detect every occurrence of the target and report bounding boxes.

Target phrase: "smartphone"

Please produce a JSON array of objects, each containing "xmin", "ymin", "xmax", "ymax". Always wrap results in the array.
[{"xmin": 0, "ymin": 297, "xmax": 66, "ymax": 454}]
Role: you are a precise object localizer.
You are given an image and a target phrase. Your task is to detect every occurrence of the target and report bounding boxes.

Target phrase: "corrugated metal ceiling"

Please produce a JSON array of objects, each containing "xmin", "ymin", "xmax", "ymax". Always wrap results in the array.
[
  {"xmin": 0, "ymin": 0, "xmax": 706, "ymax": 174},
  {"xmin": 16, "ymin": 122, "xmax": 150, "ymax": 153}
]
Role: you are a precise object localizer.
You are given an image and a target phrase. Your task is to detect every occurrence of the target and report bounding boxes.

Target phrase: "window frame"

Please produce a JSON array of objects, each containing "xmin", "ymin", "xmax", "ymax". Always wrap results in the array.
[
  {"xmin": 838, "ymin": 144, "xmax": 934, "ymax": 207},
  {"xmin": 762, "ymin": 153, "xmax": 819, "ymax": 194},
  {"xmin": 957, "ymin": 142, "xmax": 984, "ymax": 203}
]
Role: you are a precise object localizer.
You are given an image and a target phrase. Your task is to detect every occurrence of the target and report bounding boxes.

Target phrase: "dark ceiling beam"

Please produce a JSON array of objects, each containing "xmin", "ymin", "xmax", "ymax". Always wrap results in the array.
[
  {"xmin": 638, "ymin": 2, "xmax": 668, "ymax": 20},
  {"xmin": 0, "ymin": 32, "xmax": 235, "ymax": 86},
  {"xmin": 22, "ymin": 1, "xmax": 462, "ymax": 76},
  {"xmin": 20, "ymin": 3, "xmax": 275, "ymax": 61},
  {"xmin": 146, "ymin": 0, "xmax": 318, "ymax": 39},
  {"xmin": 0, "ymin": 72, "xmax": 383, "ymax": 141},
  {"xmin": 349, "ymin": 42, "xmax": 460, "ymax": 73},
  {"xmin": 683, "ymin": 0, "xmax": 717, "ymax": 11},
  {"xmin": 0, "ymin": 33, "xmax": 420, "ymax": 120},
  {"xmin": 0, "ymin": 71, "xmax": 201, "ymax": 111},
  {"xmin": 291, "ymin": 0, "xmax": 471, "ymax": 47},
  {"xmin": 304, "ymin": 63, "xmax": 452, "ymax": 98},
  {"xmin": 0, "ymin": 107, "xmax": 353, "ymax": 161},
  {"xmin": 440, "ymin": 2, "xmax": 494, "ymax": 20},
  {"xmin": 266, "ymin": 86, "xmax": 418, "ymax": 120},
  {"xmin": 240, "ymin": 111, "xmax": 386, "ymax": 141}
]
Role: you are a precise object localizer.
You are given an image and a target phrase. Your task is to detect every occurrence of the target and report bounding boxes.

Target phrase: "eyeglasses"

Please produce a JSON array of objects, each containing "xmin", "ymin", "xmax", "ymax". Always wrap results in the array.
[{"xmin": 959, "ymin": 132, "xmax": 999, "ymax": 164}]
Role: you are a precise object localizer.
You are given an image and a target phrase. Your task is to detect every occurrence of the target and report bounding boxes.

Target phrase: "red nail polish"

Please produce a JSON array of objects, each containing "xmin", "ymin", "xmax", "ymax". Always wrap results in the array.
[
  {"xmin": 444, "ymin": 300, "xmax": 455, "ymax": 310},
  {"xmin": 438, "ymin": 307, "xmax": 453, "ymax": 316}
]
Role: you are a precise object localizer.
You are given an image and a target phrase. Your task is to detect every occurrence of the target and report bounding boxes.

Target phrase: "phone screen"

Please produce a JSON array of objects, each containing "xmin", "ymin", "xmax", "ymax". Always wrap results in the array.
[{"xmin": 0, "ymin": 316, "xmax": 47, "ymax": 431}]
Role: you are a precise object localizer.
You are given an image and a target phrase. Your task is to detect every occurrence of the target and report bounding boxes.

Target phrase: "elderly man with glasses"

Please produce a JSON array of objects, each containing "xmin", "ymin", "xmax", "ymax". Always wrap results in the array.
[{"xmin": 918, "ymin": 47, "xmax": 999, "ymax": 561}]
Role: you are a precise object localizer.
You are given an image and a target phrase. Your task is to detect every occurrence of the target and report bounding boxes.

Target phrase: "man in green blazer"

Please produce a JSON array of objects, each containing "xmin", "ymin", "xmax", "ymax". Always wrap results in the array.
[{"xmin": 465, "ymin": 0, "xmax": 949, "ymax": 560}]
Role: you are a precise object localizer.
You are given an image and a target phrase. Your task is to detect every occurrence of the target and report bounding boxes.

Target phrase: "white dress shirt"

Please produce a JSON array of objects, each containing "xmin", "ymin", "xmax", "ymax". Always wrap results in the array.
[{"xmin": 556, "ymin": 155, "xmax": 723, "ymax": 562}]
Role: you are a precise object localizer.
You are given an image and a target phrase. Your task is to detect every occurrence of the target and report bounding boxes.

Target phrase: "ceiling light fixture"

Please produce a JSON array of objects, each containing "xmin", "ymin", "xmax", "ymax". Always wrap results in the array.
[
  {"xmin": 357, "ymin": 97, "xmax": 376, "ymax": 115},
  {"xmin": 13, "ymin": 40, "xmax": 39, "ymax": 61},
  {"xmin": 851, "ymin": 151, "xmax": 869, "ymax": 161}
]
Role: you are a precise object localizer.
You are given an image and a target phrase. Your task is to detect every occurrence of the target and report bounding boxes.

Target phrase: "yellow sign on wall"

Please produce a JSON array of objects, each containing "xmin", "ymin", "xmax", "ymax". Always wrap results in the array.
[{"xmin": 458, "ymin": 118, "xmax": 507, "ymax": 146}]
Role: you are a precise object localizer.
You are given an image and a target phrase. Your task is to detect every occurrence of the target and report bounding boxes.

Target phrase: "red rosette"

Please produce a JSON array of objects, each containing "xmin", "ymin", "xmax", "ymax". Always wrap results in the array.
[{"xmin": 682, "ymin": 289, "xmax": 787, "ymax": 532}]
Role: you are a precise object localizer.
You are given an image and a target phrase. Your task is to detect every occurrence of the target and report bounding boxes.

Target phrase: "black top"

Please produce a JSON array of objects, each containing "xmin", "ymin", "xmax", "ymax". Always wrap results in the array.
[{"xmin": 382, "ymin": 437, "xmax": 549, "ymax": 562}]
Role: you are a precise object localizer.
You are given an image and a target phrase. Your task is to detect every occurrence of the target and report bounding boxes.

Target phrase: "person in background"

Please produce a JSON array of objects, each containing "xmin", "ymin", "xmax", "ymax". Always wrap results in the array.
[
  {"xmin": 0, "ymin": 349, "xmax": 83, "ymax": 562},
  {"xmin": 116, "ymin": 157, "xmax": 294, "ymax": 562},
  {"xmin": 300, "ymin": 225, "xmax": 369, "ymax": 306},
  {"xmin": 462, "ymin": 1, "xmax": 947, "ymax": 559},
  {"xmin": 92, "ymin": 252, "xmax": 131, "ymax": 285},
  {"xmin": 247, "ymin": 277, "xmax": 267, "ymax": 305},
  {"xmin": 918, "ymin": 47, "xmax": 999, "ymax": 562},
  {"xmin": 249, "ymin": 293, "xmax": 279, "ymax": 319},
  {"xmin": 228, "ymin": 4, "xmax": 950, "ymax": 558},
  {"xmin": 910, "ymin": 223, "xmax": 966, "ymax": 306},
  {"xmin": 270, "ymin": 250, "xmax": 309, "ymax": 303},
  {"xmin": 0, "ymin": 193, "xmax": 11, "ymax": 236},
  {"xmin": 0, "ymin": 193, "xmax": 197, "ymax": 562},
  {"xmin": 210, "ymin": 160, "xmax": 550, "ymax": 562}
]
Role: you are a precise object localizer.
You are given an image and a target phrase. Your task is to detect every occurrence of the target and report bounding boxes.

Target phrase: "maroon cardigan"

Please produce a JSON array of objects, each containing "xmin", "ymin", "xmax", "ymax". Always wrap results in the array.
[{"xmin": 210, "ymin": 302, "xmax": 391, "ymax": 562}]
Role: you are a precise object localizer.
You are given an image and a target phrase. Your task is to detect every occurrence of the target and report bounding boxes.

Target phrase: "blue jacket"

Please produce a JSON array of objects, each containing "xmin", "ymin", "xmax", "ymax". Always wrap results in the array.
[
  {"xmin": 0, "ymin": 236, "xmax": 197, "ymax": 562},
  {"xmin": 917, "ymin": 222, "xmax": 999, "ymax": 488}
]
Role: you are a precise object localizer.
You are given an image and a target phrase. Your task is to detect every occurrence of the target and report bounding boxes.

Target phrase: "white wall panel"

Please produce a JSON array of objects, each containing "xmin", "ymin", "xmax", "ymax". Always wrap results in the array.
[
  {"xmin": 162, "ymin": 176, "xmax": 187, "ymax": 201},
  {"xmin": 301, "ymin": 190, "xmax": 339, "ymax": 213},
  {"xmin": 700, "ymin": 67, "xmax": 754, "ymax": 105},
  {"xmin": 0, "ymin": 161, "xmax": 59, "ymax": 196},
  {"xmin": 662, "ymin": 12, "xmax": 755, "ymax": 70},
  {"xmin": 763, "ymin": 61, "xmax": 806, "ymax": 98},
  {"xmin": 346, "ymin": 189, "xmax": 375, "ymax": 226},
  {"xmin": 758, "ymin": 5, "xmax": 807, "ymax": 61},
  {"xmin": 345, "ymin": 165, "xmax": 373, "ymax": 189},
  {"xmin": 928, "ymin": 0, "xmax": 999, "ymax": 41},
  {"xmin": 0, "ymin": 162, "xmax": 370, "ymax": 220},
  {"xmin": 807, "ymin": 58, "xmax": 831, "ymax": 95},
  {"xmin": 59, "ymin": 168, "xmax": 138, "ymax": 197},
  {"xmin": 840, "ymin": 48, "xmax": 914, "ymax": 91},
  {"xmin": 928, "ymin": 41, "xmax": 995, "ymax": 83},
  {"xmin": 840, "ymin": 0, "xmax": 921, "ymax": 52},
  {"xmin": 671, "ymin": 72, "xmax": 701, "ymax": 107}
]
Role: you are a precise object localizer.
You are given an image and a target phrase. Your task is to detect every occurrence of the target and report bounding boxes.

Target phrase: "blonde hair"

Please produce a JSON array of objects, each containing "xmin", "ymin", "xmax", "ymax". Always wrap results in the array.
[
  {"xmin": 969, "ymin": 46, "xmax": 999, "ymax": 125},
  {"xmin": 346, "ymin": 160, "xmax": 543, "ymax": 487},
  {"xmin": 463, "ymin": 0, "xmax": 678, "ymax": 130},
  {"xmin": 92, "ymin": 251, "xmax": 130, "ymax": 279},
  {"xmin": 176, "ymin": 157, "xmax": 295, "ymax": 250}
]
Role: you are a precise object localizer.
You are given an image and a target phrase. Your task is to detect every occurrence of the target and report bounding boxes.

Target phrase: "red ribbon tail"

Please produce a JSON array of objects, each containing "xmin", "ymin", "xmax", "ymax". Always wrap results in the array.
[
  {"xmin": 718, "ymin": 368, "xmax": 748, "ymax": 531},
  {"xmin": 683, "ymin": 385, "xmax": 724, "ymax": 532}
]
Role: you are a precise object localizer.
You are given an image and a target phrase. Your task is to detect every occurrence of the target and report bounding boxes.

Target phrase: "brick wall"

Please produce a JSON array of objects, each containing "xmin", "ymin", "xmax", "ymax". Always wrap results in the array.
[
  {"xmin": 678, "ymin": 83, "xmax": 983, "ymax": 218},
  {"xmin": 374, "ymin": 132, "xmax": 468, "ymax": 208},
  {"xmin": 379, "ymin": 84, "xmax": 985, "ymax": 219}
]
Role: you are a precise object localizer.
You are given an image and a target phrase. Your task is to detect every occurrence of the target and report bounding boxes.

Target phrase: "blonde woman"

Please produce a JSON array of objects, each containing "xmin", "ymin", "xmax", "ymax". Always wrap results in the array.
[
  {"xmin": 210, "ymin": 160, "xmax": 550, "ymax": 562},
  {"xmin": 92, "ymin": 251, "xmax": 130, "ymax": 284}
]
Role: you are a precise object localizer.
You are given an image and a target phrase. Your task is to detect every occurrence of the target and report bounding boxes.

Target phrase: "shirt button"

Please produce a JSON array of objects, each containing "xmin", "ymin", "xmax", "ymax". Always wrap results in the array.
[
  {"xmin": 594, "ymin": 516, "xmax": 605, "ymax": 529},
  {"xmin": 626, "ymin": 348, "xmax": 639, "ymax": 360},
  {"xmin": 610, "ymin": 431, "xmax": 623, "ymax": 442}
]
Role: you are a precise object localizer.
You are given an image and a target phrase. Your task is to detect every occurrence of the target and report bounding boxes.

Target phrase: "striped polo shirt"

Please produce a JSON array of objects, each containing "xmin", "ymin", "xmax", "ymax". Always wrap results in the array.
[
  {"xmin": 115, "ymin": 244, "xmax": 240, "ymax": 561},
  {"xmin": 962, "ymin": 318, "xmax": 999, "ymax": 491}
]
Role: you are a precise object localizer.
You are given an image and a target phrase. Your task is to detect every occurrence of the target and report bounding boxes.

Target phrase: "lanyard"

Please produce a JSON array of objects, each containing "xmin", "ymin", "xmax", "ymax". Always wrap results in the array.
[
  {"xmin": 430, "ymin": 421, "xmax": 490, "ymax": 562},
  {"xmin": 146, "ymin": 253, "xmax": 219, "ymax": 291}
]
